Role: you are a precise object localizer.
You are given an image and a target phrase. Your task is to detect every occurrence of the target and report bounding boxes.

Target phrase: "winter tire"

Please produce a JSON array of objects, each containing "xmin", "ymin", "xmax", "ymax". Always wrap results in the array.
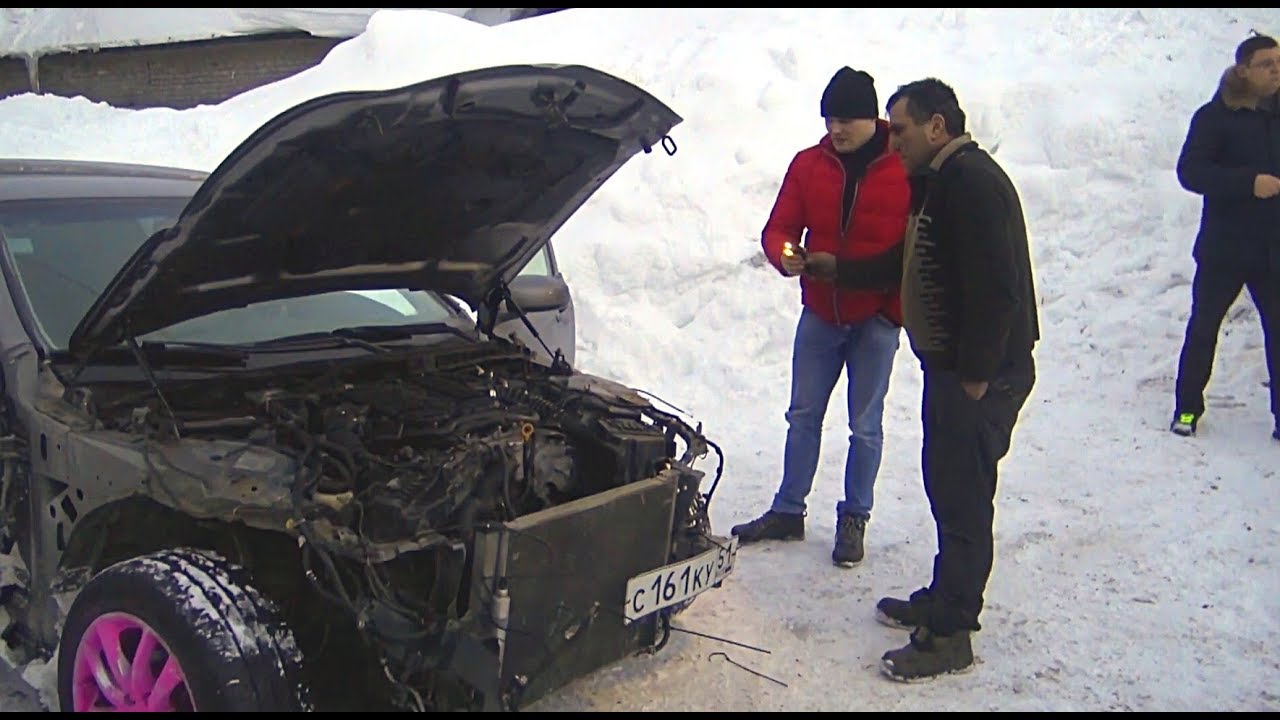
[{"xmin": 56, "ymin": 548, "xmax": 308, "ymax": 712}]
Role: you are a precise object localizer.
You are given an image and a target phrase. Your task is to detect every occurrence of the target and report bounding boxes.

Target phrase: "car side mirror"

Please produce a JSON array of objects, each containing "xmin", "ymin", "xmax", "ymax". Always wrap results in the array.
[{"xmin": 505, "ymin": 274, "xmax": 570, "ymax": 315}]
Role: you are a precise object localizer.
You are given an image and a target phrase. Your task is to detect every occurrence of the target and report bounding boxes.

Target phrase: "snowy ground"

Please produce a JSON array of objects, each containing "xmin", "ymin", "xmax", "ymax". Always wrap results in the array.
[{"xmin": 1, "ymin": 7, "xmax": 1278, "ymax": 712}]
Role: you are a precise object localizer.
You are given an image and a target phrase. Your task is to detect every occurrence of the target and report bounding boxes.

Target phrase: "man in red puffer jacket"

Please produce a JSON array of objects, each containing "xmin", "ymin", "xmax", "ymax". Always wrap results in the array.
[{"xmin": 732, "ymin": 66, "xmax": 910, "ymax": 569}]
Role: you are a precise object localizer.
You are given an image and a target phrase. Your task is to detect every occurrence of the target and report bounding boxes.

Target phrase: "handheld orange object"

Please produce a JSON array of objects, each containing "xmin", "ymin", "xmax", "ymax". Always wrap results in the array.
[{"xmin": 782, "ymin": 241, "xmax": 805, "ymax": 259}]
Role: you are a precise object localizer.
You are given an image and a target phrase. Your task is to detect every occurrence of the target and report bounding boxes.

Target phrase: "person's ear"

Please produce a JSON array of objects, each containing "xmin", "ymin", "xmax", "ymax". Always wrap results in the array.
[{"xmin": 929, "ymin": 113, "xmax": 946, "ymax": 140}]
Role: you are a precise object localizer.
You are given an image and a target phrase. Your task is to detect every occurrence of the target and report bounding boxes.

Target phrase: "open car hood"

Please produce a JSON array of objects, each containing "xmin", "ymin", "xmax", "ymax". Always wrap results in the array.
[{"xmin": 67, "ymin": 64, "xmax": 682, "ymax": 357}]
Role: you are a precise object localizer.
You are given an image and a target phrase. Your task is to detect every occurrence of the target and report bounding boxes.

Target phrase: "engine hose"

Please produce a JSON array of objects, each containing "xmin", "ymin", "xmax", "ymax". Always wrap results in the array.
[
  {"xmin": 299, "ymin": 532, "xmax": 357, "ymax": 611},
  {"xmin": 704, "ymin": 438, "xmax": 726, "ymax": 506},
  {"xmin": 494, "ymin": 384, "xmax": 558, "ymax": 419},
  {"xmin": 654, "ymin": 611, "xmax": 672, "ymax": 652}
]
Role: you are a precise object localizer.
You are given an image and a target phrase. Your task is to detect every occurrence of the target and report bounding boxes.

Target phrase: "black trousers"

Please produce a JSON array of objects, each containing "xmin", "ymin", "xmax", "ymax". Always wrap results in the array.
[
  {"xmin": 1174, "ymin": 260, "xmax": 1279, "ymax": 419},
  {"xmin": 920, "ymin": 357, "xmax": 1034, "ymax": 635}
]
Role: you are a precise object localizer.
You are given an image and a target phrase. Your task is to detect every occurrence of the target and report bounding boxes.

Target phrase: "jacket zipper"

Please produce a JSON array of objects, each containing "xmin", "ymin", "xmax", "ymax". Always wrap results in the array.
[
  {"xmin": 823, "ymin": 146, "xmax": 892, "ymax": 325},
  {"xmin": 833, "ymin": 181, "xmax": 862, "ymax": 325}
]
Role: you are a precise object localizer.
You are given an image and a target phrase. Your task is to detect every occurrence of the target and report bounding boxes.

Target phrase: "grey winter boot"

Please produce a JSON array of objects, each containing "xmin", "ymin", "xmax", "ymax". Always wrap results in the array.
[
  {"xmin": 831, "ymin": 513, "xmax": 867, "ymax": 567},
  {"xmin": 880, "ymin": 626, "xmax": 975, "ymax": 682},
  {"xmin": 730, "ymin": 510, "xmax": 804, "ymax": 544},
  {"xmin": 875, "ymin": 587, "xmax": 932, "ymax": 630}
]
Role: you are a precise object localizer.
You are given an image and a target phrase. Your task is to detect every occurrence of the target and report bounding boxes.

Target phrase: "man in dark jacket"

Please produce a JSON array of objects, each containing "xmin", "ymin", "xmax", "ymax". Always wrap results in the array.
[
  {"xmin": 1170, "ymin": 33, "xmax": 1280, "ymax": 441},
  {"xmin": 807, "ymin": 77, "xmax": 1039, "ymax": 681},
  {"xmin": 731, "ymin": 67, "xmax": 910, "ymax": 568}
]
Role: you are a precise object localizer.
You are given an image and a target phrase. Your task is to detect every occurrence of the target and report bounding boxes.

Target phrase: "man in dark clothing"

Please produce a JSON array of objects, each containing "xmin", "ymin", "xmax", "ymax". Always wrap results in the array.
[
  {"xmin": 1170, "ymin": 33, "xmax": 1280, "ymax": 441},
  {"xmin": 731, "ymin": 67, "xmax": 910, "ymax": 568},
  {"xmin": 807, "ymin": 77, "xmax": 1039, "ymax": 681}
]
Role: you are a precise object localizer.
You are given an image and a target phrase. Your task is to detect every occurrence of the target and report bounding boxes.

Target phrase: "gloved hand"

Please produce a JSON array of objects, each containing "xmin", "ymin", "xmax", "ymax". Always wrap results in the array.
[{"xmin": 803, "ymin": 251, "xmax": 837, "ymax": 282}]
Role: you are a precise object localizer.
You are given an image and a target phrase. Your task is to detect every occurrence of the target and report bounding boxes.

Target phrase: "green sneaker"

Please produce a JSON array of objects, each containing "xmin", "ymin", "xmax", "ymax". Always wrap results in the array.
[
  {"xmin": 880, "ymin": 626, "xmax": 974, "ymax": 682},
  {"xmin": 1170, "ymin": 412, "xmax": 1198, "ymax": 437}
]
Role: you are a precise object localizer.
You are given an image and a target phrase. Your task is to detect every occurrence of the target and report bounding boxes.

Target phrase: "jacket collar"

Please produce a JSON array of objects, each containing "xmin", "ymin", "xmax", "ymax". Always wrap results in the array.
[
  {"xmin": 928, "ymin": 133, "xmax": 975, "ymax": 173},
  {"xmin": 819, "ymin": 118, "xmax": 896, "ymax": 162},
  {"xmin": 1217, "ymin": 65, "xmax": 1280, "ymax": 112}
]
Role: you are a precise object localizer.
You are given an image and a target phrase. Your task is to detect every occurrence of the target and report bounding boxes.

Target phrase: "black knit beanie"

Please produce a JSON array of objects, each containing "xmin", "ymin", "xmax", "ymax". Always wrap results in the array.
[{"xmin": 820, "ymin": 66, "xmax": 878, "ymax": 119}]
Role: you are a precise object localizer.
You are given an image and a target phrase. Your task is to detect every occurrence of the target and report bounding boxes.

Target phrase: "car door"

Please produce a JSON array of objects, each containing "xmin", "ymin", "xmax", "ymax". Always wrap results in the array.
[{"xmin": 493, "ymin": 243, "xmax": 576, "ymax": 367}]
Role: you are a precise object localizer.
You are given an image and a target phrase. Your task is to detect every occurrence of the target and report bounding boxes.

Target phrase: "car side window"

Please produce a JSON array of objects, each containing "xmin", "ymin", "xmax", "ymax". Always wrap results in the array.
[{"xmin": 517, "ymin": 246, "xmax": 552, "ymax": 277}]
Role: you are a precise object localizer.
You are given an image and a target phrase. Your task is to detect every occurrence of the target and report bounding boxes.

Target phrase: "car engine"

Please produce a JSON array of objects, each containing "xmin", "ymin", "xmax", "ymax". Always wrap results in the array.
[
  {"xmin": 59, "ymin": 340, "xmax": 723, "ymax": 710},
  {"xmin": 87, "ymin": 341, "xmax": 719, "ymax": 551}
]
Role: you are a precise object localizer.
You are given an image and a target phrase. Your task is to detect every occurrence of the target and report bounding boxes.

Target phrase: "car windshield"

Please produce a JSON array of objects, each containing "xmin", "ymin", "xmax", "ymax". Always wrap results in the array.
[{"xmin": 0, "ymin": 197, "xmax": 457, "ymax": 351}]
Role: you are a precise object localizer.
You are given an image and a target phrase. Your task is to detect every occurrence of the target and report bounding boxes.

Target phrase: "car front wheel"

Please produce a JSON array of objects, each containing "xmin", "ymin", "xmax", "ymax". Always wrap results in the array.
[{"xmin": 57, "ymin": 548, "xmax": 308, "ymax": 712}]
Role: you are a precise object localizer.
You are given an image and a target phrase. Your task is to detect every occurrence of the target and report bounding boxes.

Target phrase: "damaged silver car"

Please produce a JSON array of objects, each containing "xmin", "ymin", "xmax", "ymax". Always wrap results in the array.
[{"xmin": 0, "ymin": 64, "xmax": 735, "ymax": 712}]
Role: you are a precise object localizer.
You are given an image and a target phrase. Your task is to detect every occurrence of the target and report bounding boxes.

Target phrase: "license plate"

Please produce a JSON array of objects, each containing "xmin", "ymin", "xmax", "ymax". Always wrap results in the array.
[{"xmin": 624, "ymin": 535, "xmax": 738, "ymax": 622}]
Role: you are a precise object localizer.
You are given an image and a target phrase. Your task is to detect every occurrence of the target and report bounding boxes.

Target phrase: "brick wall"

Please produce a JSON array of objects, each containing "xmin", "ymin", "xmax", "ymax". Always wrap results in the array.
[
  {"xmin": 2, "ymin": 32, "xmax": 343, "ymax": 109},
  {"xmin": 0, "ymin": 10, "xmax": 569, "ymax": 110},
  {"xmin": 0, "ymin": 57, "xmax": 30, "ymax": 98}
]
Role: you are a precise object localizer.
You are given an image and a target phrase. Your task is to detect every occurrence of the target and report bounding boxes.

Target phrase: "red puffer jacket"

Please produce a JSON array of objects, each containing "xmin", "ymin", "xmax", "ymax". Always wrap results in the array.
[{"xmin": 761, "ymin": 124, "xmax": 910, "ymax": 326}]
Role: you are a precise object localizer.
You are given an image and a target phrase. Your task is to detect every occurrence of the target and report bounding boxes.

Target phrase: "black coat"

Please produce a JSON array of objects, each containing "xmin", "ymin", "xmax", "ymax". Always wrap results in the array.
[
  {"xmin": 1176, "ymin": 70, "xmax": 1280, "ymax": 274},
  {"xmin": 835, "ymin": 135, "xmax": 1039, "ymax": 381}
]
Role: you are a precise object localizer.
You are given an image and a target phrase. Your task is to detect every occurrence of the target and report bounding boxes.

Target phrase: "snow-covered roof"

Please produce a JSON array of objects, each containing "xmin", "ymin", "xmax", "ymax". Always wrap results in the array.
[{"xmin": 0, "ymin": 8, "xmax": 537, "ymax": 58}]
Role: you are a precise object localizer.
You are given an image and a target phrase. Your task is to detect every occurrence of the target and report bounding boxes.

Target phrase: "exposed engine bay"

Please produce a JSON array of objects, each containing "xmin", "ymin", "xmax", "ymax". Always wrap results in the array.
[
  {"xmin": 53, "ymin": 339, "xmax": 726, "ymax": 710},
  {"xmin": 81, "ymin": 340, "xmax": 721, "ymax": 560}
]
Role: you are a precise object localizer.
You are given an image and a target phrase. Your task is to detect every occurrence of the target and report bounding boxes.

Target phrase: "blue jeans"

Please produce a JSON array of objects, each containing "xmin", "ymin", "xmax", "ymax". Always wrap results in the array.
[{"xmin": 771, "ymin": 307, "xmax": 900, "ymax": 519}]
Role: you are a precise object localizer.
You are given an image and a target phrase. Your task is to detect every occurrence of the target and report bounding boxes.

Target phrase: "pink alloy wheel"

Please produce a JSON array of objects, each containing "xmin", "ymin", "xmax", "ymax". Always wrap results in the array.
[{"xmin": 71, "ymin": 611, "xmax": 196, "ymax": 711}]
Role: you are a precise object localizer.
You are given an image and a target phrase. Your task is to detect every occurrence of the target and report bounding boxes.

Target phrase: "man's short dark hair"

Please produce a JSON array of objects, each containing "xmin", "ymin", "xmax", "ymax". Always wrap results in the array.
[
  {"xmin": 1236, "ymin": 32, "xmax": 1278, "ymax": 65},
  {"xmin": 885, "ymin": 78, "xmax": 967, "ymax": 137}
]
